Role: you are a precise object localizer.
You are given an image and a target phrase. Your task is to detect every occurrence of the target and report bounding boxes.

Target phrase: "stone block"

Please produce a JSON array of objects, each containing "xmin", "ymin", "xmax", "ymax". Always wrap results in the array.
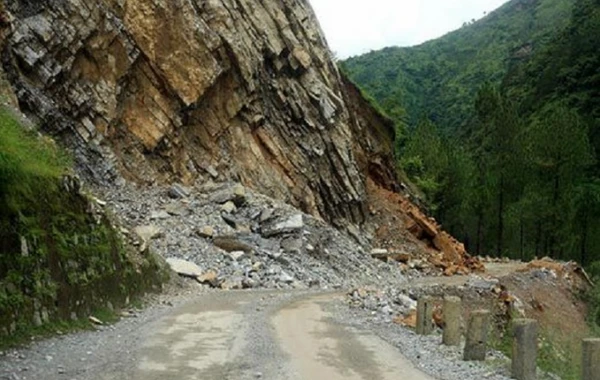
[
  {"xmin": 583, "ymin": 338, "xmax": 600, "ymax": 380},
  {"xmin": 464, "ymin": 310, "xmax": 491, "ymax": 361},
  {"xmin": 442, "ymin": 296, "xmax": 462, "ymax": 346},
  {"xmin": 416, "ymin": 296, "xmax": 434, "ymax": 335},
  {"xmin": 512, "ymin": 319, "xmax": 538, "ymax": 380}
]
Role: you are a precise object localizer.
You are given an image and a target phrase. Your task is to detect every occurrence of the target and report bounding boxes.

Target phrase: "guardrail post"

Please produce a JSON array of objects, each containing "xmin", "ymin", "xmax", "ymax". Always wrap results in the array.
[
  {"xmin": 463, "ymin": 310, "xmax": 490, "ymax": 361},
  {"xmin": 416, "ymin": 296, "xmax": 434, "ymax": 335},
  {"xmin": 583, "ymin": 338, "xmax": 600, "ymax": 380},
  {"xmin": 512, "ymin": 319, "xmax": 538, "ymax": 380},
  {"xmin": 442, "ymin": 296, "xmax": 461, "ymax": 346}
]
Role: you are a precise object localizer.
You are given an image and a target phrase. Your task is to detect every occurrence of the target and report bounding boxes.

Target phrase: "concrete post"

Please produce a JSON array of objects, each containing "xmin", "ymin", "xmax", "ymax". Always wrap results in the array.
[
  {"xmin": 512, "ymin": 319, "xmax": 538, "ymax": 380},
  {"xmin": 463, "ymin": 310, "xmax": 491, "ymax": 361},
  {"xmin": 442, "ymin": 296, "xmax": 462, "ymax": 346},
  {"xmin": 416, "ymin": 296, "xmax": 434, "ymax": 335},
  {"xmin": 583, "ymin": 338, "xmax": 600, "ymax": 380}
]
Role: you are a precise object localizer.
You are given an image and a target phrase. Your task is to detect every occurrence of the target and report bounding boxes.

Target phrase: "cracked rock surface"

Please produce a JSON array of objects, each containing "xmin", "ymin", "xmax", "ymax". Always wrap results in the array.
[{"xmin": 1, "ymin": 0, "xmax": 397, "ymax": 226}]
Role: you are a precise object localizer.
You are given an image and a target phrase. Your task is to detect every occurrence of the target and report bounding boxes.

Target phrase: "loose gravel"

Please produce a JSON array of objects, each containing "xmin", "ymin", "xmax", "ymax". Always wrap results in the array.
[
  {"xmin": 1, "ymin": 286, "xmax": 531, "ymax": 380},
  {"xmin": 95, "ymin": 180, "xmax": 409, "ymax": 291},
  {"xmin": 329, "ymin": 299, "xmax": 513, "ymax": 380},
  {"xmin": 0, "ymin": 182, "xmax": 550, "ymax": 380}
]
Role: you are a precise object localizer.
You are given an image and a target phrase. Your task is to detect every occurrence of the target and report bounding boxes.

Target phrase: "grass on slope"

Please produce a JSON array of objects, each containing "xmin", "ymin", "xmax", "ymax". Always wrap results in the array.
[
  {"xmin": 0, "ymin": 107, "xmax": 70, "ymax": 213},
  {"xmin": 0, "ymin": 108, "xmax": 168, "ymax": 345}
]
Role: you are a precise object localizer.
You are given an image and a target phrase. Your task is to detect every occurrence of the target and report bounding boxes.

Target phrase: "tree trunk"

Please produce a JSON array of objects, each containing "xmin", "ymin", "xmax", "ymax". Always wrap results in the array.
[
  {"xmin": 581, "ymin": 211, "xmax": 588, "ymax": 266},
  {"xmin": 535, "ymin": 221, "xmax": 542, "ymax": 258},
  {"xmin": 520, "ymin": 218, "xmax": 524, "ymax": 261},
  {"xmin": 550, "ymin": 173, "xmax": 560, "ymax": 259},
  {"xmin": 497, "ymin": 174, "xmax": 504, "ymax": 257},
  {"xmin": 476, "ymin": 209, "xmax": 483, "ymax": 256}
]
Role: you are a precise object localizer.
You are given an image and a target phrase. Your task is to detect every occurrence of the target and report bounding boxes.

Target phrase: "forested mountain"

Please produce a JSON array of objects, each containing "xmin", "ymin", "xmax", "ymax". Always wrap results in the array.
[
  {"xmin": 341, "ymin": 0, "xmax": 573, "ymax": 132},
  {"xmin": 504, "ymin": 0, "xmax": 600, "ymax": 137},
  {"xmin": 343, "ymin": 0, "xmax": 600, "ymax": 268}
]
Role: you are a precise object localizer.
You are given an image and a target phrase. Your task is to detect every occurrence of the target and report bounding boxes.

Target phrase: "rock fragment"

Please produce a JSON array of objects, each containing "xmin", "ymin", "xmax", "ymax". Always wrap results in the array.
[
  {"xmin": 261, "ymin": 214, "xmax": 304, "ymax": 237},
  {"xmin": 198, "ymin": 270, "xmax": 219, "ymax": 286},
  {"xmin": 169, "ymin": 183, "xmax": 191, "ymax": 199},
  {"xmin": 166, "ymin": 258, "xmax": 203, "ymax": 279},
  {"xmin": 197, "ymin": 226, "xmax": 214, "ymax": 239},
  {"xmin": 213, "ymin": 235, "xmax": 254, "ymax": 253}
]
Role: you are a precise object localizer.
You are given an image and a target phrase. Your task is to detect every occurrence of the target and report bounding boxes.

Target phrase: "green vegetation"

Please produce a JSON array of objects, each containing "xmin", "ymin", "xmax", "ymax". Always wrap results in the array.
[
  {"xmin": 490, "ymin": 321, "xmax": 581, "ymax": 380},
  {"xmin": 0, "ymin": 313, "xmax": 93, "ymax": 350},
  {"xmin": 0, "ymin": 107, "xmax": 168, "ymax": 344},
  {"xmin": 537, "ymin": 336, "xmax": 581, "ymax": 380},
  {"xmin": 343, "ymin": 0, "xmax": 600, "ymax": 265},
  {"xmin": 0, "ymin": 109, "xmax": 69, "ymax": 213},
  {"xmin": 347, "ymin": 2, "xmax": 600, "ymax": 373},
  {"xmin": 341, "ymin": 0, "xmax": 574, "ymax": 131}
]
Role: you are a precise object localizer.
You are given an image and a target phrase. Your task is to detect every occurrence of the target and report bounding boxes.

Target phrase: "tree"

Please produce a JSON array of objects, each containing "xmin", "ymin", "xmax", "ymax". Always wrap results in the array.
[
  {"xmin": 400, "ymin": 119, "xmax": 449, "ymax": 206},
  {"xmin": 525, "ymin": 103, "xmax": 595, "ymax": 258},
  {"xmin": 471, "ymin": 84, "xmax": 524, "ymax": 256}
]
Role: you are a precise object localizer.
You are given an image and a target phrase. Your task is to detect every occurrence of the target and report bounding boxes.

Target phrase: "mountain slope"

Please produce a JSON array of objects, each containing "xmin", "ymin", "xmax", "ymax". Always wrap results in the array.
[
  {"xmin": 342, "ymin": 0, "xmax": 573, "ymax": 130},
  {"xmin": 346, "ymin": 0, "xmax": 600, "ymax": 268},
  {"xmin": 1, "ymin": 0, "xmax": 398, "ymax": 226},
  {"xmin": 0, "ymin": 0, "xmax": 483, "ymax": 345},
  {"xmin": 504, "ymin": 0, "xmax": 600, "ymax": 125}
]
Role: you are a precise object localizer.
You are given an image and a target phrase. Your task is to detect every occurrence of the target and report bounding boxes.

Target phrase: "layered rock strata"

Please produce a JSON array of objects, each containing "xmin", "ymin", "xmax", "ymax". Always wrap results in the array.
[{"xmin": 1, "ymin": 0, "xmax": 397, "ymax": 225}]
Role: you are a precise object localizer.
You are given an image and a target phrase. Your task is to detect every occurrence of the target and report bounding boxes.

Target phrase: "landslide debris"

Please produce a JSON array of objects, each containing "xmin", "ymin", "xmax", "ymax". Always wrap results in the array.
[
  {"xmin": 0, "ymin": 0, "xmax": 476, "ymax": 278},
  {"xmin": 366, "ymin": 179, "xmax": 484, "ymax": 276},
  {"xmin": 99, "ymin": 181, "xmax": 408, "ymax": 291}
]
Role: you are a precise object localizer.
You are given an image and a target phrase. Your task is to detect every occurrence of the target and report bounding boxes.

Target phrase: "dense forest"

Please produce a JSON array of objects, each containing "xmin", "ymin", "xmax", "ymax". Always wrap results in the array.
[
  {"xmin": 342, "ymin": 0, "xmax": 573, "ymax": 132},
  {"xmin": 343, "ymin": 0, "xmax": 600, "ymax": 271}
]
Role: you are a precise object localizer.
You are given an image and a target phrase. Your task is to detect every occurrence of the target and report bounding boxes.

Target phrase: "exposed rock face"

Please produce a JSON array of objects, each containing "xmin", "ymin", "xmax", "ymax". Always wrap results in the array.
[{"xmin": 0, "ymin": 0, "xmax": 397, "ymax": 225}]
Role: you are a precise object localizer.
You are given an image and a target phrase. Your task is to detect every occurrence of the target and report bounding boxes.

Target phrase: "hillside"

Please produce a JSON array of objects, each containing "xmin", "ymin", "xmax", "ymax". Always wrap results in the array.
[
  {"xmin": 341, "ymin": 0, "xmax": 573, "ymax": 131},
  {"xmin": 0, "ymin": 1, "xmax": 598, "ymax": 379},
  {"xmin": 503, "ymin": 0, "xmax": 600, "ymax": 127},
  {"xmin": 0, "ymin": 0, "xmax": 480, "ymax": 345},
  {"xmin": 2, "ymin": 0, "xmax": 400, "ymax": 226},
  {"xmin": 342, "ymin": 0, "xmax": 600, "ymax": 268},
  {"xmin": 0, "ymin": 106, "xmax": 168, "ymax": 343}
]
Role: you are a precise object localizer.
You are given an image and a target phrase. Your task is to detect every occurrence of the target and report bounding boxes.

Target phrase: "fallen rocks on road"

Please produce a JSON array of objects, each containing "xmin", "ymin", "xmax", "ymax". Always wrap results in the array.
[
  {"xmin": 197, "ymin": 270, "xmax": 219, "ymax": 286},
  {"xmin": 99, "ymin": 181, "xmax": 408, "ymax": 291},
  {"xmin": 166, "ymin": 258, "xmax": 203, "ymax": 279}
]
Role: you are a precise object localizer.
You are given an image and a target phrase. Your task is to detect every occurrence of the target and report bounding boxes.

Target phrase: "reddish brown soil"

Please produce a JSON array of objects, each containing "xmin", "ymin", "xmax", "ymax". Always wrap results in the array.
[{"xmin": 366, "ymin": 178, "xmax": 483, "ymax": 274}]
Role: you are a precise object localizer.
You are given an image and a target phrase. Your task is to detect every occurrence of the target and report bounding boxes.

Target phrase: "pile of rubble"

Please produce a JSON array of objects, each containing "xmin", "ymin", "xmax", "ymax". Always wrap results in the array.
[
  {"xmin": 366, "ymin": 180, "xmax": 484, "ymax": 277},
  {"xmin": 346, "ymin": 256, "xmax": 595, "ymax": 340},
  {"xmin": 519, "ymin": 258, "xmax": 594, "ymax": 289},
  {"xmin": 96, "ymin": 181, "xmax": 408, "ymax": 291}
]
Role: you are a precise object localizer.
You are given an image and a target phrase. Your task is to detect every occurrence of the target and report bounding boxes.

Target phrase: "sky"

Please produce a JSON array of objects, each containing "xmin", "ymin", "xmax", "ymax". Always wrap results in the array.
[{"xmin": 309, "ymin": 0, "xmax": 510, "ymax": 58}]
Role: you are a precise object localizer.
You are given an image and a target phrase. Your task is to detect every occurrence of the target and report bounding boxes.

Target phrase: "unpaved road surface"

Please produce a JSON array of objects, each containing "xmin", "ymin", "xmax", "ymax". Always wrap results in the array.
[
  {"xmin": 274, "ymin": 295, "xmax": 434, "ymax": 380},
  {"xmin": 2, "ymin": 265, "xmax": 524, "ymax": 380},
  {"xmin": 0, "ymin": 290, "xmax": 433, "ymax": 380},
  {"xmin": 117, "ymin": 292, "xmax": 433, "ymax": 380}
]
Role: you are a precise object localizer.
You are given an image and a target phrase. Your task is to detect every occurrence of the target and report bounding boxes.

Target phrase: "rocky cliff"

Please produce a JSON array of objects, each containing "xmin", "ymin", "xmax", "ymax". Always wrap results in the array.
[{"xmin": 0, "ymin": 0, "xmax": 397, "ymax": 226}]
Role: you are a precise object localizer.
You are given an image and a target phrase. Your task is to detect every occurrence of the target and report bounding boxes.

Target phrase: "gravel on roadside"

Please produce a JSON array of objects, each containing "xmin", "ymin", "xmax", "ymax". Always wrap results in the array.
[{"xmin": 328, "ymin": 298, "xmax": 514, "ymax": 380}]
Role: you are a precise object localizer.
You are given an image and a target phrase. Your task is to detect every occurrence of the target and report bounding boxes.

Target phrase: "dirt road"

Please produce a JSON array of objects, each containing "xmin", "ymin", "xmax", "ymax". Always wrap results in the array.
[
  {"xmin": 123, "ymin": 264, "xmax": 522, "ymax": 379},
  {"xmin": 2, "ymin": 265, "xmax": 527, "ymax": 380},
  {"xmin": 0, "ymin": 290, "xmax": 433, "ymax": 380},
  {"xmin": 124, "ymin": 291, "xmax": 433, "ymax": 380},
  {"xmin": 274, "ymin": 295, "xmax": 434, "ymax": 380}
]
